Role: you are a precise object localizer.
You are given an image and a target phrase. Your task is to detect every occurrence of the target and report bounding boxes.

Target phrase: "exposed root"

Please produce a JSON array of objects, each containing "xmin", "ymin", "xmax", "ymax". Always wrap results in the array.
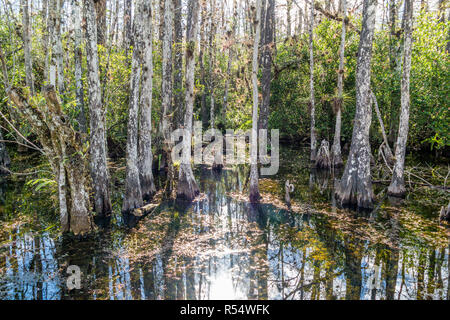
[{"xmin": 285, "ymin": 180, "xmax": 294, "ymax": 208}]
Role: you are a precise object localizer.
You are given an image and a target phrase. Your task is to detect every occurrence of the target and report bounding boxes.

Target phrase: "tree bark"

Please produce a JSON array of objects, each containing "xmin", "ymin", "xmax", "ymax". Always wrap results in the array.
[
  {"xmin": 123, "ymin": 0, "xmax": 133, "ymax": 51},
  {"xmin": 286, "ymin": 0, "xmax": 292, "ymax": 38},
  {"xmin": 72, "ymin": 0, "xmax": 87, "ymax": 133},
  {"xmin": 249, "ymin": 0, "xmax": 262, "ymax": 204},
  {"xmin": 297, "ymin": 7, "xmax": 303, "ymax": 34},
  {"xmin": 336, "ymin": 0, "xmax": 377, "ymax": 209},
  {"xmin": 199, "ymin": 1, "xmax": 208, "ymax": 128},
  {"xmin": 94, "ymin": 0, "xmax": 107, "ymax": 45},
  {"xmin": 123, "ymin": 0, "xmax": 144, "ymax": 213},
  {"xmin": 21, "ymin": 0, "xmax": 34, "ymax": 95},
  {"xmin": 223, "ymin": 0, "xmax": 238, "ymax": 122},
  {"xmin": 161, "ymin": 0, "xmax": 175, "ymax": 197},
  {"xmin": 308, "ymin": 0, "xmax": 317, "ymax": 162},
  {"xmin": 208, "ymin": 0, "xmax": 217, "ymax": 129},
  {"xmin": 42, "ymin": 0, "xmax": 50, "ymax": 88},
  {"xmin": 388, "ymin": 0, "xmax": 413, "ymax": 198},
  {"xmin": 139, "ymin": 0, "xmax": 156, "ymax": 201},
  {"xmin": 258, "ymin": 0, "xmax": 274, "ymax": 131},
  {"xmin": 161, "ymin": 0, "xmax": 173, "ymax": 144},
  {"xmin": 173, "ymin": 0, "xmax": 184, "ymax": 128},
  {"xmin": 50, "ymin": 0, "xmax": 65, "ymax": 93},
  {"xmin": 83, "ymin": 0, "xmax": 112, "ymax": 216},
  {"xmin": 331, "ymin": 0, "xmax": 346, "ymax": 167},
  {"xmin": 111, "ymin": 0, "xmax": 120, "ymax": 44},
  {"xmin": 177, "ymin": 0, "xmax": 200, "ymax": 202},
  {"xmin": 387, "ymin": 0, "xmax": 399, "ymax": 146},
  {"xmin": 260, "ymin": 0, "xmax": 266, "ymax": 50}
]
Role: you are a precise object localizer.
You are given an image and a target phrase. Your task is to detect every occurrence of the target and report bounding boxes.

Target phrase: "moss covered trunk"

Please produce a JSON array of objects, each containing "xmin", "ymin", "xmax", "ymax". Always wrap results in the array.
[
  {"xmin": 336, "ymin": 0, "xmax": 377, "ymax": 209},
  {"xmin": 8, "ymin": 86, "xmax": 93, "ymax": 235}
]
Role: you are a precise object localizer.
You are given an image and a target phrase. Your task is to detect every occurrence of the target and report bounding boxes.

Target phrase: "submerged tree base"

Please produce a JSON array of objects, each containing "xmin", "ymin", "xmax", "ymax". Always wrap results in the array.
[
  {"xmin": 335, "ymin": 188, "xmax": 375, "ymax": 210},
  {"xmin": 332, "ymin": 156, "xmax": 344, "ymax": 168},
  {"xmin": 336, "ymin": 155, "xmax": 375, "ymax": 210},
  {"xmin": 387, "ymin": 179, "xmax": 407, "ymax": 198},
  {"xmin": 177, "ymin": 164, "xmax": 200, "ymax": 201},
  {"xmin": 140, "ymin": 173, "xmax": 156, "ymax": 202},
  {"xmin": 249, "ymin": 189, "xmax": 260, "ymax": 203}
]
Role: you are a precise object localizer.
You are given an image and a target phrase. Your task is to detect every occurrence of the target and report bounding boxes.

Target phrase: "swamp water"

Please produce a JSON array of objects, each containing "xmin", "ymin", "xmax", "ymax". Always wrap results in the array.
[{"xmin": 0, "ymin": 147, "xmax": 448, "ymax": 300}]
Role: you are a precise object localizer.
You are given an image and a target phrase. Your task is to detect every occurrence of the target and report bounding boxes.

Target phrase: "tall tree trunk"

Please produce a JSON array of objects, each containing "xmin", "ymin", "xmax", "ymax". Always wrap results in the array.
[
  {"xmin": 111, "ymin": 0, "xmax": 120, "ymax": 45},
  {"xmin": 335, "ymin": 0, "xmax": 377, "ymax": 209},
  {"xmin": 139, "ymin": 0, "xmax": 156, "ymax": 201},
  {"xmin": 21, "ymin": 0, "xmax": 34, "ymax": 95},
  {"xmin": 223, "ymin": 0, "xmax": 238, "ymax": 122},
  {"xmin": 161, "ymin": 0, "xmax": 175, "ymax": 197},
  {"xmin": 297, "ymin": 7, "xmax": 303, "ymax": 34},
  {"xmin": 161, "ymin": 0, "xmax": 173, "ymax": 144},
  {"xmin": 123, "ymin": 0, "xmax": 144, "ymax": 213},
  {"xmin": 159, "ymin": 0, "xmax": 165, "ymax": 42},
  {"xmin": 258, "ymin": 0, "xmax": 274, "ymax": 130},
  {"xmin": 42, "ymin": 0, "xmax": 50, "ymax": 87},
  {"xmin": 50, "ymin": 0, "xmax": 65, "ymax": 93},
  {"xmin": 308, "ymin": 0, "xmax": 317, "ymax": 162},
  {"xmin": 72, "ymin": 0, "xmax": 87, "ymax": 133},
  {"xmin": 387, "ymin": 0, "xmax": 399, "ymax": 146},
  {"xmin": 199, "ymin": 0, "xmax": 208, "ymax": 128},
  {"xmin": 95, "ymin": 0, "xmax": 107, "ymax": 45},
  {"xmin": 123, "ymin": 0, "xmax": 133, "ymax": 51},
  {"xmin": 388, "ymin": 0, "xmax": 413, "ymax": 198},
  {"xmin": 83, "ymin": 0, "xmax": 112, "ymax": 217},
  {"xmin": 173, "ymin": 0, "xmax": 184, "ymax": 128},
  {"xmin": 177, "ymin": 0, "xmax": 200, "ymax": 202},
  {"xmin": 260, "ymin": 0, "xmax": 266, "ymax": 51},
  {"xmin": 286, "ymin": 0, "xmax": 292, "ymax": 38},
  {"xmin": 208, "ymin": 0, "xmax": 217, "ymax": 128},
  {"xmin": 331, "ymin": 0, "xmax": 346, "ymax": 167},
  {"xmin": 304, "ymin": 1, "xmax": 309, "ymax": 35},
  {"xmin": 249, "ymin": 0, "xmax": 262, "ymax": 204}
]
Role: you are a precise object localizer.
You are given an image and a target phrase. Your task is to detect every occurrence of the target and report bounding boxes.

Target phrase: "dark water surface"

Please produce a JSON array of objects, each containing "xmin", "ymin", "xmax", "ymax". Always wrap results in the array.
[{"xmin": 0, "ymin": 147, "xmax": 449, "ymax": 300}]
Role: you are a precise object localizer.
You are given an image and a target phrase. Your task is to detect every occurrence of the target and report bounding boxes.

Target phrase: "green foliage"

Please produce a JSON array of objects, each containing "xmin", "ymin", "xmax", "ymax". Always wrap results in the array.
[
  {"xmin": 25, "ymin": 177, "xmax": 57, "ymax": 192},
  {"xmin": 0, "ymin": 9, "xmax": 447, "ymax": 161},
  {"xmin": 269, "ymin": 13, "xmax": 449, "ymax": 152}
]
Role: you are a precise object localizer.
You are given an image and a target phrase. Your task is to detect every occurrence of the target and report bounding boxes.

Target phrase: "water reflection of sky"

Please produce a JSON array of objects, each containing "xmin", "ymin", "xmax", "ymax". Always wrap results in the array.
[{"xmin": 0, "ymin": 158, "xmax": 449, "ymax": 300}]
